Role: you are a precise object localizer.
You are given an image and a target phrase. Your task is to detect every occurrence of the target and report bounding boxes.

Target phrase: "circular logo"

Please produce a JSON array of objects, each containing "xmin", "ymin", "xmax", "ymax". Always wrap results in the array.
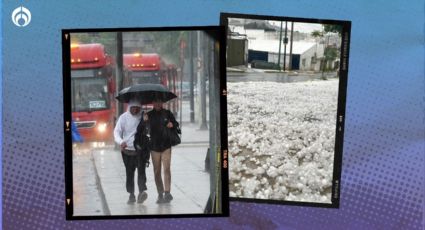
[{"xmin": 11, "ymin": 6, "xmax": 31, "ymax": 27}]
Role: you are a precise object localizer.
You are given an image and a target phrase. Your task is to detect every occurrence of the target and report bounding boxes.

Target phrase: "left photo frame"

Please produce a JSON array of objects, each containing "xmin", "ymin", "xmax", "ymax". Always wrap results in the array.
[{"xmin": 62, "ymin": 26, "xmax": 229, "ymax": 220}]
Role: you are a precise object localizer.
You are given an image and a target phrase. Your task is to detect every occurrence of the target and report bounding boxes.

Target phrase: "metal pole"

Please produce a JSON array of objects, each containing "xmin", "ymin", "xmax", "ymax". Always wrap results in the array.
[
  {"xmin": 283, "ymin": 21, "xmax": 288, "ymax": 71},
  {"xmin": 189, "ymin": 31, "xmax": 195, "ymax": 122},
  {"xmin": 116, "ymin": 32, "xmax": 124, "ymax": 116},
  {"xmin": 289, "ymin": 22, "xmax": 294, "ymax": 71},
  {"xmin": 200, "ymin": 32, "xmax": 208, "ymax": 130},
  {"xmin": 321, "ymin": 25, "xmax": 327, "ymax": 80},
  {"xmin": 179, "ymin": 37, "xmax": 184, "ymax": 126},
  {"xmin": 213, "ymin": 38, "xmax": 221, "ymax": 213},
  {"xmin": 277, "ymin": 21, "xmax": 283, "ymax": 71},
  {"xmin": 196, "ymin": 31, "xmax": 201, "ymax": 126}
]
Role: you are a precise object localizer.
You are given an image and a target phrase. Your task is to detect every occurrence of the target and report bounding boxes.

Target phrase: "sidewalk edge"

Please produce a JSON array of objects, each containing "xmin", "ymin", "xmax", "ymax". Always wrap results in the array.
[{"xmin": 91, "ymin": 152, "xmax": 111, "ymax": 216}]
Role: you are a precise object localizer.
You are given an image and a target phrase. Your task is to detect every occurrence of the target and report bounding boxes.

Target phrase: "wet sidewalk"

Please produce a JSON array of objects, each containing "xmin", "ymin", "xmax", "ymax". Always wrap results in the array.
[{"xmin": 91, "ymin": 124, "xmax": 211, "ymax": 216}]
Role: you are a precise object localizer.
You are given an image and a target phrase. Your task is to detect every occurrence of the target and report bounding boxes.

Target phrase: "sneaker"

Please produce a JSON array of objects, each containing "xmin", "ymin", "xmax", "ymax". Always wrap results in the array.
[
  {"xmin": 137, "ymin": 191, "xmax": 148, "ymax": 204},
  {"xmin": 127, "ymin": 193, "xmax": 136, "ymax": 204},
  {"xmin": 156, "ymin": 193, "xmax": 165, "ymax": 204},
  {"xmin": 164, "ymin": 192, "xmax": 173, "ymax": 203}
]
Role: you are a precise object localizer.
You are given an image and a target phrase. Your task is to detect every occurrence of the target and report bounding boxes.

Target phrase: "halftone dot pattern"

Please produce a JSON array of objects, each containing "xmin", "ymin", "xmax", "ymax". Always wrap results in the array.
[{"xmin": 2, "ymin": 0, "xmax": 424, "ymax": 229}]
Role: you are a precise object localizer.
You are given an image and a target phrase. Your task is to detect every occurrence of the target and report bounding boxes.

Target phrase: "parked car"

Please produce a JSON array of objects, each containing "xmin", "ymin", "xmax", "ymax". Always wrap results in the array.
[{"xmin": 251, "ymin": 60, "xmax": 280, "ymax": 70}]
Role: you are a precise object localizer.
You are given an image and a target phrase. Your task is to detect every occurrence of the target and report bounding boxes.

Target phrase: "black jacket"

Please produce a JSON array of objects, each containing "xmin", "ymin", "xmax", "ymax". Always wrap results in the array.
[
  {"xmin": 147, "ymin": 109, "xmax": 179, "ymax": 152},
  {"xmin": 133, "ymin": 111, "xmax": 151, "ymax": 162}
]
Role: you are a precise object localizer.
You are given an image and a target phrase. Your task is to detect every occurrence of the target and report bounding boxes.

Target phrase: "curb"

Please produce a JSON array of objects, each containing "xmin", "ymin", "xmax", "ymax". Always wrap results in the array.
[
  {"xmin": 177, "ymin": 142, "xmax": 209, "ymax": 147},
  {"xmin": 226, "ymin": 68, "xmax": 246, "ymax": 73},
  {"xmin": 91, "ymin": 152, "xmax": 111, "ymax": 215}
]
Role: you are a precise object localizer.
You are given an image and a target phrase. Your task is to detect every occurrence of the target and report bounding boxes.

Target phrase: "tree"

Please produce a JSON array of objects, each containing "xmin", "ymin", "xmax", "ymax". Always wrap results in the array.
[
  {"xmin": 324, "ymin": 47, "xmax": 338, "ymax": 71},
  {"xmin": 311, "ymin": 30, "xmax": 323, "ymax": 73},
  {"xmin": 324, "ymin": 24, "xmax": 342, "ymax": 36},
  {"xmin": 311, "ymin": 25, "xmax": 341, "ymax": 79},
  {"xmin": 148, "ymin": 31, "xmax": 189, "ymax": 65},
  {"xmin": 311, "ymin": 30, "xmax": 323, "ymax": 38}
]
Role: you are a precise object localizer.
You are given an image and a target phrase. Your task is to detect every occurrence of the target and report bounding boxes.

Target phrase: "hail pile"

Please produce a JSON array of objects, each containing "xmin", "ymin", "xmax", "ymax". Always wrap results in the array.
[{"xmin": 228, "ymin": 79, "xmax": 338, "ymax": 203}]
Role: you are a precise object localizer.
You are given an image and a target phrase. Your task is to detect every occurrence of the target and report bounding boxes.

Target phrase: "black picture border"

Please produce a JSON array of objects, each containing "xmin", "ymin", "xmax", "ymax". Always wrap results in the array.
[
  {"xmin": 62, "ymin": 25, "xmax": 229, "ymax": 220},
  {"xmin": 220, "ymin": 12, "xmax": 351, "ymax": 208}
]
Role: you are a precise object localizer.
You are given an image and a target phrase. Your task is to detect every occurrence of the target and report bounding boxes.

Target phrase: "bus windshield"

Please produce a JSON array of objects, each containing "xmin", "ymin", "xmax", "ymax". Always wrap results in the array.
[
  {"xmin": 130, "ymin": 71, "xmax": 161, "ymax": 84},
  {"xmin": 71, "ymin": 77, "xmax": 109, "ymax": 112}
]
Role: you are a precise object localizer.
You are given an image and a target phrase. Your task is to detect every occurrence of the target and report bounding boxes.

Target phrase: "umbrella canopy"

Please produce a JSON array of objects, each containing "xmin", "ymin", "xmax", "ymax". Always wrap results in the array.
[{"xmin": 116, "ymin": 83, "xmax": 177, "ymax": 104}]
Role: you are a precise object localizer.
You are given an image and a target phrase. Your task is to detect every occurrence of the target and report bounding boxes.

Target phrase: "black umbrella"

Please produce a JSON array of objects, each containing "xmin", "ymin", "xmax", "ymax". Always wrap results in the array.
[{"xmin": 116, "ymin": 83, "xmax": 177, "ymax": 104}]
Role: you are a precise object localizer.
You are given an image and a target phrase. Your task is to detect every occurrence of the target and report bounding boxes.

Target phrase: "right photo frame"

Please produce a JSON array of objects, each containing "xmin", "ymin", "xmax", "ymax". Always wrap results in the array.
[{"xmin": 221, "ymin": 13, "xmax": 351, "ymax": 208}]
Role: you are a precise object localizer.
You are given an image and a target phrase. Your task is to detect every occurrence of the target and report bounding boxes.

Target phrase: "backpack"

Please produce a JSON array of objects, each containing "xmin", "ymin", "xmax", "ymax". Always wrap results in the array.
[
  {"xmin": 133, "ymin": 111, "xmax": 151, "ymax": 167},
  {"xmin": 164, "ymin": 110, "xmax": 181, "ymax": 147}
]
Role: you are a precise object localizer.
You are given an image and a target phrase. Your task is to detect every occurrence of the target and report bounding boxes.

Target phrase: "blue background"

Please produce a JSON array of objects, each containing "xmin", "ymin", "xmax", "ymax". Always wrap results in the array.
[{"xmin": 2, "ymin": 0, "xmax": 424, "ymax": 229}]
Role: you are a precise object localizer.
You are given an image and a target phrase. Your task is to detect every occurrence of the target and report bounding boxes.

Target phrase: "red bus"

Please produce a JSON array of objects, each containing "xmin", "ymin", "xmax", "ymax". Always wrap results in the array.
[
  {"xmin": 123, "ymin": 53, "xmax": 179, "ymax": 115},
  {"xmin": 70, "ymin": 43, "xmax": 116, "ymax": 141}
]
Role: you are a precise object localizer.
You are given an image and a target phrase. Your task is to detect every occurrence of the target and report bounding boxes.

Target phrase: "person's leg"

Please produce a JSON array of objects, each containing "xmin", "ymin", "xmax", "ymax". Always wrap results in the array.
[
  {"xmin": 122, "ymin": 152, "xmax": 136, "ymax": 203},
  {"xmin": 162, "ymin": 148, "xmax": 171, "ymax": 192},
  {"xmin": 137, "ymin": 153, "xmax": 148, "ymax": 192},
  {"xmin": 162, "ymin": 148, "xmax": 173, "ymax": 202},
  {"xmin": 136, "ymin": 153, "xmax": 148, "ymax": 203},
  {"xmin": 151, "ymin": 151, "xmax": 164, "ymax": 203}
]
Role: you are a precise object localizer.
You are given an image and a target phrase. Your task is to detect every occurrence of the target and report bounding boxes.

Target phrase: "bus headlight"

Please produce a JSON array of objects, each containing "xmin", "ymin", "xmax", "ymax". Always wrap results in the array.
[{"xmin": 97, "ymin": 123, "xmax": 107, "ymax": 133}]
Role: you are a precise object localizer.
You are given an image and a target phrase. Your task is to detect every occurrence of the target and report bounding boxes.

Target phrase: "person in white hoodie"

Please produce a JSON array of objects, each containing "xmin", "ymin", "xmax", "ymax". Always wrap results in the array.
[{"xmin": 114, "ymin": 100, "xmax": 148, "ymax": 204}]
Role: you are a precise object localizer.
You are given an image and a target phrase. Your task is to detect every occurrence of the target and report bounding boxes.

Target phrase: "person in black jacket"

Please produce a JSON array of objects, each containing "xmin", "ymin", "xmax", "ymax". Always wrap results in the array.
[{"xmin": 144, "ymin": 99, "xmax": 179, "ymax": 203}]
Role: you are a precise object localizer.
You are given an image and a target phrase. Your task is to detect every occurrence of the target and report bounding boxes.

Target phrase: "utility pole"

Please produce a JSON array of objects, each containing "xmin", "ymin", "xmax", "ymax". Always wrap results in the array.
[
  {"xmin": 189, "ymin": 31, "xmax": 195, "ymax": 122},
  {"xmin": 321, "ymin": 24, "xmax": 327, "ymax": 80},
  {"xmin": 277, "ymin": 21, "xmax": 283, "ymax": 71},
  {"xmin": 196, "ymin": 31, "xmax": 202, "ymax": 126},
  {"xmin": 283, "ymin": 21, "xmax": 288, "ymax": 71},
  {"xmin": 116, "ymin": 32, "xmax": 124, "ymax": 116},
  {"xmin": 179, "ymin": 36, "xmax": 185, "ymax": 126},
  {"xmin": 199, "ymin": 32, "xmax": 208, "ymax": 130},
  {"xmin": 288, "ymin": 22, "xmax": 294, "ymax": 71}
]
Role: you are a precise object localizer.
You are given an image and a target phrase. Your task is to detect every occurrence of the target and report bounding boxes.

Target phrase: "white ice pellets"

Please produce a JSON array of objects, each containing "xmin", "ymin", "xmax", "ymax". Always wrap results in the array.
[
  {"xmin": 254, "ymin": 166, "xmax": 265, "ymax": 175},
  {"xmin": 266, "ymin": 166, "xmax": 279, "ymax": 178},
  {"xmin": 228, "ymin": 80, "xmax": 338, "ymax": 203}
]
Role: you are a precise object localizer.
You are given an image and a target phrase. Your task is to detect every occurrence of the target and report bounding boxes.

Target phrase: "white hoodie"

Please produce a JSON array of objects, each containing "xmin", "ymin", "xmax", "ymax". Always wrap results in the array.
[{"xmin": 113, "ymin": 100, "xmax": 142, "ymax": 151}]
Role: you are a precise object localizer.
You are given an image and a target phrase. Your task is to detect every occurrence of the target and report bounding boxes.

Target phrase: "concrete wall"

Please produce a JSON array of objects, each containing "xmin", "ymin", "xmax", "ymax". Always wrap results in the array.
[{"xmin": 300, "ymin": 44, "xmax": 324, "ymax": 71}]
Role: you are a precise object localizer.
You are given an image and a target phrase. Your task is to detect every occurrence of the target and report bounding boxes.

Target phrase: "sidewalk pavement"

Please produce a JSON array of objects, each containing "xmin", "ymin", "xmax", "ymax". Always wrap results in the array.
[
  {"xmin": 91, "ymin": 124, "xmax": 211, "ymax": 216},
  {"xmin": 180, "ymin": 122, "xmax": 209, "ymax": 145}
]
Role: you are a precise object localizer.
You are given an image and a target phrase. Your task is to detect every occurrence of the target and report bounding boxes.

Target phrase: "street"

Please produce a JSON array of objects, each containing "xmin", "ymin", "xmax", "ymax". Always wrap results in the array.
[{"xmin": 227, "ymin": 71, "xmax": 338, "ymax": 83}]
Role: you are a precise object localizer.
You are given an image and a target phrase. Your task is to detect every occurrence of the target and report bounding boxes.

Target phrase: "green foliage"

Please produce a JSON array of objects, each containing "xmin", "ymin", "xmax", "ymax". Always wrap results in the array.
[
  {"xmin": 312, "ymin": 24, "xmax": 342, "ymax": 38},
  {"xmin": 311, "ymin": 30, "xmax": 323, "ymax": 38},
  {"xmin": 310, "ymin": 25, "xmax": 341, "ymax": 73},
  {"xmin": 148, "ymin": 31, "xmax": 188, "ymax": 65},
  {"xmin": 324, "ymin": 47, "xmax": 338, "ymax": 61},
  {"xmin": 324, "ymin": 24, "xmax": 342, "ymax": 36}
]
